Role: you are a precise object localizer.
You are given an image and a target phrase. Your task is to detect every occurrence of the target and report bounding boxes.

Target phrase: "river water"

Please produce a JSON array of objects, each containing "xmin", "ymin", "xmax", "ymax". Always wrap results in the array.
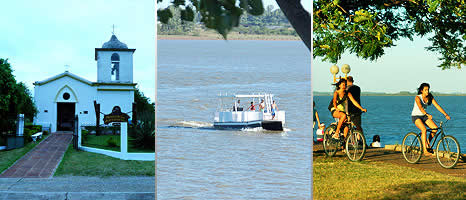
[
  {"xmin": 157, "ymin": 40, "xmax": 311, "ymax": 199},
  {"xmin": 314, "ymin": 96, "xmax": 466, "ymax": 153}
]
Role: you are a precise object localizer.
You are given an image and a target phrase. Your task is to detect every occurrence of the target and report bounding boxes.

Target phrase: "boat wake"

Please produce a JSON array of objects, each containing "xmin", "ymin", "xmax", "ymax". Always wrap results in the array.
[
  {"xmin": 241, "ymin": 127, "xmax": 293, "ymax": 132},
  {"xmin": 168, "ymin": 120, "xmax": 213, "ymax": 129},
  {"xmin": 164, "ymin": 120, "xmax": 293, "ymax": 133}
]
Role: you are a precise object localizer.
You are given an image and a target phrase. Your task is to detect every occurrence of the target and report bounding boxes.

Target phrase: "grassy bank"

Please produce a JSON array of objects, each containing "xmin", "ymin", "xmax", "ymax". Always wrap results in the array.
[
  {"xmin": 54, "ymin": 145, "xmax": 154, "ymax": 177},
  {"xmin": 313, "ymin": 156, "xmax": 465, "ymax": 199},
  {"xmin": 0, "ymin": 135, "xmax": 48, "ymax": 173}
]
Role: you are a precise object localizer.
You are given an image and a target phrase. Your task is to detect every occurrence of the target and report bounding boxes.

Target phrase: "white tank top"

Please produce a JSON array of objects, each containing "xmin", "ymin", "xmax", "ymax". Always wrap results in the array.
[{"xmin": 411, "ymin": 94, "xmax": 428, "ymax": 116}]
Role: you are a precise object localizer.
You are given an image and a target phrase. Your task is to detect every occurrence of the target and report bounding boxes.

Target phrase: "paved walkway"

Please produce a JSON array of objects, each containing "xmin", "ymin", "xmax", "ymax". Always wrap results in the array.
[
  {"xmin": 0, "ymin": 176, "xmax": 155, "ymax": 200},
  {"xmin": 0, "ymin": 132, "xmax": 73, "ymax": 178},
  {"xmin": 313, "ymin": 144, "xmax": 466, "ymax": 178}
]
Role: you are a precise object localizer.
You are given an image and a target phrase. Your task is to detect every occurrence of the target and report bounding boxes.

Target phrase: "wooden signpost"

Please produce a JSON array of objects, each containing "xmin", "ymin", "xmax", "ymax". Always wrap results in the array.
[{"xmin": 103, "ymin": 106, "xmax": 130, "ymax": 124}]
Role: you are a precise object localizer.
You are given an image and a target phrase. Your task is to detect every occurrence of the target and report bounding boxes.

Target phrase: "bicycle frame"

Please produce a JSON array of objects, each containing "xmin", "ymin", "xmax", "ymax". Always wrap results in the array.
[{"xmin": 424, "ymin": 120, "xmax": 448, "ymax": 149}]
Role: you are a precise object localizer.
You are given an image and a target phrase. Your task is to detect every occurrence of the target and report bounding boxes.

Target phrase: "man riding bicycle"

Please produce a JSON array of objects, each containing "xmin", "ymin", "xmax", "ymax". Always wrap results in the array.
[{"xmin": 346, "ymin": 76, "xmax": 364, "ymax": 135}]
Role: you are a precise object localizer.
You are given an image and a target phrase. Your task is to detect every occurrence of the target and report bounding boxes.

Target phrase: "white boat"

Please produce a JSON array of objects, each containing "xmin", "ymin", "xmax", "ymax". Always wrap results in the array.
[{"xmin": 213, "ymin": 93, "xmax": 285, "ymax": 131}]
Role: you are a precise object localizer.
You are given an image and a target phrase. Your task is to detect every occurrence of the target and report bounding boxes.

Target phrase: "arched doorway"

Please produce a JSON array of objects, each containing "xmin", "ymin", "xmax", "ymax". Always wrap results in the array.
[{"xmin": 55, "ymin": 86, "xmax": 78, "ymax": 131}]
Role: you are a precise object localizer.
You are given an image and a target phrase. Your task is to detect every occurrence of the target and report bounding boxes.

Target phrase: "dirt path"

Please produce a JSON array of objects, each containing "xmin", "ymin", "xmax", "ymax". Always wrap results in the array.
[{"xmin": 313, "ymin": 144, "xmax": 466, "ymax": 178}]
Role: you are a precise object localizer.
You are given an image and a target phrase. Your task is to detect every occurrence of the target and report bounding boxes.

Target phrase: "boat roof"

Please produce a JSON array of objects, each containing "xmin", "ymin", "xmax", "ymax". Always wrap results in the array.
[{"xmin": 217, "ymin": 93, "xmax": 274, "ymax": 98}]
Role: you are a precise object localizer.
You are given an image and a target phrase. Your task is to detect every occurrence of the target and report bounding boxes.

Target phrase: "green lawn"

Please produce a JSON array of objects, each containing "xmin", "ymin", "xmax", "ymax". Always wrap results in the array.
[
  {"xmin": 82, "ymin": 135, "xmax": 154, "ymax": 153},
  {"xmin": 54, "ymin": 144, "xmax": 155, "ymax": 177},
  {"xmin": 313, "ymin": 157, "xmax": 466, "ymax": 200},
  {"xmin": 0, "ymin": 135, "xmax": 49, "ymax": 173}
]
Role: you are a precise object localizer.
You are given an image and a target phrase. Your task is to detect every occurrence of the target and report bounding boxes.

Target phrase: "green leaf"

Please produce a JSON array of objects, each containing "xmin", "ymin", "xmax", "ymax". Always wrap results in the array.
[
  {"xmin": 173, "ymin": 0, "xmax": 185, "ymax": 6},
  {"xmin": 180, "ymin": 6, "xmax": 195, "ymax": 21},
  {"xmin": 353, "ymin": 16, "xmax": 368, "ymax": 22},
  {"xmin": 247, "ymin": 0, "xmax": 264, "ymax": 15},
  {"xmin": 157, "ymin": 9, "xmax": 173, "ymax": 24}
]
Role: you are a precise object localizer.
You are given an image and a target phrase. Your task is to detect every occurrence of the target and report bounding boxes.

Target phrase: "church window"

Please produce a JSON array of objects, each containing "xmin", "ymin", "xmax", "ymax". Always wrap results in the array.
[
  {"xmin": 44, "ymin": 110, "xmax": 48, "ymax": 113},
  {"xmin": 63, "ymin": 92, "xmax": 70, "ymax": 100},
  {"xmin": 111, "ymin": 53, "xmax": 120, "ymax": 81},
  {"xmin": 84, "ymin": 111, "xmax": 88, "ymax": 114}
]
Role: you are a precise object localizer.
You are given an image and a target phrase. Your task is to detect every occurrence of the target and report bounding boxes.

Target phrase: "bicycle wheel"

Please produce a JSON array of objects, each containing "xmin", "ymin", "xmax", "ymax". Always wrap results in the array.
[
  {"xmin": 436, "ymin": 135, "xmax": 461, "ymax": 169},
  {"xmin": 402, "ymin": 132, "xmax": 423, "ymax": 164},
  {"xmin": 323, "ymin": 124, "xmax": 339, "ymax": 157},
  {"xmin": 345, "ymin": 130, "xmax": 366, "ymax": 161}
]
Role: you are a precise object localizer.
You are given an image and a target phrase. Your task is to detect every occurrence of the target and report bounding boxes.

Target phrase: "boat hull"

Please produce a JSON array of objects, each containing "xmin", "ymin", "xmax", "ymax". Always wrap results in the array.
[
  {"xmin": 261, "ymin": 120, "xmax": 284, "ymax": 131},
  {"xmin": 213, "ymin": 121, "xmax": 262, "ymax": 129}
]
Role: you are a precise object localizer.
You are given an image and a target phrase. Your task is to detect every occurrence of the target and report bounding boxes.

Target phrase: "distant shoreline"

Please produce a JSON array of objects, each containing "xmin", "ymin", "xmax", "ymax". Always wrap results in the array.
[
  {"xmin": 314, "ymin": 92, "xmax": 466, "ymax": 96},
  {"xmin": 157, "ymin": 34, "xmax": 300, "ymax": 41}
]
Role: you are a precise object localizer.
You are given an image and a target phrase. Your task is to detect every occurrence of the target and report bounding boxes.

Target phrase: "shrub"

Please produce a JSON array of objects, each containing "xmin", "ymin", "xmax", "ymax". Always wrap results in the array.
[
  {"xmin": 83, "ymin": 126, "xmax": 96, "ymax": 134},
  {"xmin": 106, "ymin": 137, "xmax": 118, "ymax": 147},
  {"xmin": 81, "ymin": 129, "xmax": 89, "ymax": 144},
  {"xmin": 23, "ymin": 128, "xmax": 34, "ymax": 144},
  {"xmin": 25, "ymin": 125, "xmax": 42, "ymax": 134},
  {"xmin": 43, "ymin": 130, "xmax": 49, "ymax": 135},
  {"xmin": 0, "ymin": 135, "xmax": 5, "ymax": 146},
  {"xmin": 130, "ymin": 112, "xmax": 155, "ymax": 150}
]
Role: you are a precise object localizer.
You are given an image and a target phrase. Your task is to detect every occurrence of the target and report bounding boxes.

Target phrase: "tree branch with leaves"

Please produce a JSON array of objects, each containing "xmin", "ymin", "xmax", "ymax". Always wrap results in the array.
[
  {"xmin": 313, "ymin": 0, "xmax": 465, "ymax": 69},
  {"xmin": 157, "ymin": 0, "xmax": 311, "ymax": 52}
]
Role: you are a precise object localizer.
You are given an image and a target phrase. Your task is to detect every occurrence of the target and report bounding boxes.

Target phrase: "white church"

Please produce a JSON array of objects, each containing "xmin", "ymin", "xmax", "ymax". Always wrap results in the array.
[{"xmin": 33, "ymin": 34, "xmax": 136, "ymax": 132}]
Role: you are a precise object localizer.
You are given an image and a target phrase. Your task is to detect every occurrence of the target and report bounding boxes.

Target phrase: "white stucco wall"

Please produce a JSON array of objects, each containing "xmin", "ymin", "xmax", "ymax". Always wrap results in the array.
[
  {"xmin": 34, "ymin": 76, "xmax": 97, "ymax": 132},
  {"xmin": 96, "ymin": 51, "xmax": 134, "ymax": 83},
  {"xmin": 97, "ymin": 90, "xmax": 134, "ymax": 124},
  {"xmin": 34, "ymin": 76, "xmax": 135, "ymax": 132}
]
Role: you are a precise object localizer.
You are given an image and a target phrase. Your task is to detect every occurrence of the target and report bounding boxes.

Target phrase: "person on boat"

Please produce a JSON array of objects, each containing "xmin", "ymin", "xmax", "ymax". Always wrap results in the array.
[
  {"xmin": 248, "ymin": 101, "xmax": 256, "ymax": 111},
  {"xmin": 233, "ymin": 99, "xmax": 242, "ymax": 111},
  {"xmin": 259, "ymin": 99, "xmax": 265, "ymax": 112},
  {"xmin": 411, "ymin": 83, "xmax": 450, "ymax": 156},
  {"xmin": 329, "ymin": 78, "xmax": 367, "ymax": 139},
  {"xmin": 346, "ymin": 76, "xmax": 364, "ymax": 135},
  {"xmin": 271, "ymin": 100, "xmax": 278, "ymax": 119}
]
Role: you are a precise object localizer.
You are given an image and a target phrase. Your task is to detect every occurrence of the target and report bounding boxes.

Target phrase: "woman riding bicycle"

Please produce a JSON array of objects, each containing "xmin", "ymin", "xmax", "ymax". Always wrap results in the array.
[
  {"xmin": 330, "ymin": 79, "xmax": 367, "ymax": 139},
  {"xmin": 411, "ymin": 83, "xmax": 451, "ymax": 156}
]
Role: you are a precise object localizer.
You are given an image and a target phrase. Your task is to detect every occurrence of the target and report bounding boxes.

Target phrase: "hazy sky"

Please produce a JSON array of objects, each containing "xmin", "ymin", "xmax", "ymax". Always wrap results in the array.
[
  {"xmin": 0, "ymin": 1, "xmax": 156, "ymax": 101},
  {"xmin": 313, "ymin": 36, "xmax": 466, "ymax": 94}
]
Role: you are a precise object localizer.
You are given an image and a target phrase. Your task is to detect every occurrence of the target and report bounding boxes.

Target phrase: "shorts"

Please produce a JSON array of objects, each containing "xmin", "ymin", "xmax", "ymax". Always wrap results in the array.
[{"xmin": 412, "ymin": 115, "xmax": 428, "ymax": 124}]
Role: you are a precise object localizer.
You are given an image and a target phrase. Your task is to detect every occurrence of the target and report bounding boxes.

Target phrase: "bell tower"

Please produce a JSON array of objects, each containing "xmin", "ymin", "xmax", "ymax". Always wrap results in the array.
[{"xmin": 95, "ymin": 34, "xmax": 135, "ymax": 83}]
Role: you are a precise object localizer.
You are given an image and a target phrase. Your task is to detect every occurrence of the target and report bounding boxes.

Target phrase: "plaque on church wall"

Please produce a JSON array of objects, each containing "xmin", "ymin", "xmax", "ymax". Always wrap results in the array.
[{"xmin": 103, "ymin": 106, "xmax": 130, "ymax": 124}]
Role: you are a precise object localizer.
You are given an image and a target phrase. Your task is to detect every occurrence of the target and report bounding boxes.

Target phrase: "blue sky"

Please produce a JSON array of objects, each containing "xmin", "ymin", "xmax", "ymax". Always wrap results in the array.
[
  {"xmin": 0, "ymin": 0, "xmax": 156, "ymax": 101},
  {"xmin": 313, "ymin": 37, "xmax": 466, "ymax": 94}
]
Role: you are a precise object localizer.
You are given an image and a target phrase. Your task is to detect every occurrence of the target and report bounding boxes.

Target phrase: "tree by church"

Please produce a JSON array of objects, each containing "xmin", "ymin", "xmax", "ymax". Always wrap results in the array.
[
  {"xmin": 132, "ymin": 88, "xmax": 155, "ymax": 150},
  {"xmin": 0, "ymin": 58, "xmax": 38, "ymax": 133}
]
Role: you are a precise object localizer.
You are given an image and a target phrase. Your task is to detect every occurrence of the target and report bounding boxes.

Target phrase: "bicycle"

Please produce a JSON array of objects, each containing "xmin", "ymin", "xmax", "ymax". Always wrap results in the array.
[
  {"xmin": 402, "ymin": 120, "xmax": 461, "ymax": 169},
  {"xmin": 323, "ymin": 113, "xmax": 366, "ymax": 161}
]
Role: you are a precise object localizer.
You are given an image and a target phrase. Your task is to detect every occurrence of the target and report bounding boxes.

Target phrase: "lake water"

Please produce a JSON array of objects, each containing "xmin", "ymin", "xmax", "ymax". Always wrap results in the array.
[
  {"xmin": 157, "ymin": 40, "xmax": 311, "ymax": 199},
  {"xmin": 314, "ymin": 96, "xmax": 466, "ymax": 153}
]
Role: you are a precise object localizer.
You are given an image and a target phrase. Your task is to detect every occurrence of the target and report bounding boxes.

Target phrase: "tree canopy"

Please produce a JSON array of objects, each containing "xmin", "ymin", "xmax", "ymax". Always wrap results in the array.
[
  {"xmin": 157, "ymin": 0, "xmax": 311, "ymax": 51},
  {"xmin": 0, "ymin": 58, "xmax": 38, "ymax": 132},
  {"xmin": 158, "ymin": 5, "xmax": 298, "ymax": 36},
  {"xmin": 134, "ymin": 88, "xmax": 155, "ymax": 122},
  {"xmin": 313, "ymin": 0, "xmax": 465, "ymax": 69}
]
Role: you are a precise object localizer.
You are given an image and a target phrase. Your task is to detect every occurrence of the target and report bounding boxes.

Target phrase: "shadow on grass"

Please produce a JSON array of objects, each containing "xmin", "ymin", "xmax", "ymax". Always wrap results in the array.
[{"xmin": 381, "ymin": 180, "xmax": 466, "ymax": 200}]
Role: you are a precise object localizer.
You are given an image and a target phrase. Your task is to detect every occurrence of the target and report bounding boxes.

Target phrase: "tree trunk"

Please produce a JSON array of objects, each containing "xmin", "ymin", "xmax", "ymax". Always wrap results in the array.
[{"xmin": 275, "ymin": 0, "xmax": 311, "ymax": 52}]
